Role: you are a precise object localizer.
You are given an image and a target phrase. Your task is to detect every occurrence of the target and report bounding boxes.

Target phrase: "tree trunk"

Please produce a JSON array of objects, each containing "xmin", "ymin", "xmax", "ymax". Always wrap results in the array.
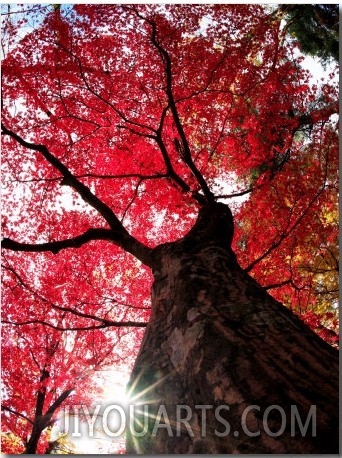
[
  {"xmin": 126, "ymin": 203, "xmax": 338, "ymax": 454},
  {"xmin": 24, "ymin": 425, "xmax": 44, "ymax": 454}
]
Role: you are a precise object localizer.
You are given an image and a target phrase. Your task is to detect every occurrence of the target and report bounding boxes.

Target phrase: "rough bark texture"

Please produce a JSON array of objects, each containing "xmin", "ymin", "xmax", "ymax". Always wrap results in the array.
[{"xmin": 126, "ymin": 203, "xmax": 338, "ymax": 454}]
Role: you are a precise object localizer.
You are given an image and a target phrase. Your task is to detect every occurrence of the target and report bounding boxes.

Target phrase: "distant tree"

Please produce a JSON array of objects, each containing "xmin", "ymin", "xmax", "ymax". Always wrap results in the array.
[
  {"xmin": 1, "ymin": 305, "xmax": 123, "ymax": 453},
  {"xmin": 274, "ymin": 4, "xmax": 339, "ymax": 63}
]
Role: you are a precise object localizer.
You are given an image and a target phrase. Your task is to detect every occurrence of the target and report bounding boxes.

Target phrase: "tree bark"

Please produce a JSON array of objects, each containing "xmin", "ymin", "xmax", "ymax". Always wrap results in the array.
[{"xmin": 126, "ymin": 203, "xmax": 338, "ymax": 454}]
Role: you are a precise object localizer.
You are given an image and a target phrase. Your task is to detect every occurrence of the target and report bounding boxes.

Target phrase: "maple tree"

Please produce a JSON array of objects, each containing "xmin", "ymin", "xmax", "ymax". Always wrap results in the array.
[
  {"xmin": 1, "ymin": 284, "xmax": 131, "ymax": 453},
  {"xmin": 1, "ymin": 4, "xmax": 339, "ymax": 454}
]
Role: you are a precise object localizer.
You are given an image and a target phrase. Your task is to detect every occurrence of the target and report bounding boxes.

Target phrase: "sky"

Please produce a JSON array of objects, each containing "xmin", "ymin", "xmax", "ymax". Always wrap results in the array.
[{"xmin": 54, "ymin": 373, "xmax": 130, "ymax": 453}]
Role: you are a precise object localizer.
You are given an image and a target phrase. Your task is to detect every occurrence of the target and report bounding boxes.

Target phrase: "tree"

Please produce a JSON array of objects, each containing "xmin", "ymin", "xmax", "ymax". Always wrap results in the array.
[
  {"xmin": 1, "ymin": 4, "xmax": 339, "ymax": 454},
  {"xmin": 273, "ymin": 4, "xmax": 339, "ymax": 63},
  {"xmin": 1, "ymin": 299, "xmax": 122, "ymax": 453}
]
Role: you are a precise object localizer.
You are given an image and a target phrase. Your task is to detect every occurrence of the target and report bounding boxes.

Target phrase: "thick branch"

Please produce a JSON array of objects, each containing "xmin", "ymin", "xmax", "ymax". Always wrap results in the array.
[
  {"xmin": 1, "ymin": 124, "xmax": 153, "ymax": 266},
  {"xmin": 154, "ymin": 108, "xmax": 207, "ymax": 204},
  {"xmin": 150, "ymin": 25, "xmax": 214, "ymax": 203},
  {"xmin": 37, "ymin": 365, "xmax": 53, "ymax": 417},
  {"xmin": 44, "ymin": 389, "xmax": 74, "ymax": 419},
  {"xmin": 129, "ymin": 8, "xmax": 214, "ymax": 204},
  {"xmin": 1, "ymin": 124, "xmax": 116, "ymax": 225},
  {"xmin": 2, "ymin": 228, "xmax": 114, "ymax": 254}
]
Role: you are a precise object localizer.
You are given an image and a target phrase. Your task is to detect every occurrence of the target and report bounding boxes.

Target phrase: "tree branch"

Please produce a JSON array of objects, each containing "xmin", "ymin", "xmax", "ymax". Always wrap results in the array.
[
  {"xmin": 2, "ymin": 228, "xmax": 114, "ymax": 254},
  {"xmin": 45, "ymin": 389, "xmax": 74, "ymax": 420},
  {"xmin": 2, "ymin": 319, "xmax": 148, "ymax": 331},
  {"xmin": 246, "ymin": 156, "xmax": 330, "ymax": 272},
  {"xmin": 1, "ymin": 124, "xmax": 153, "ymax": 266},
  {"xmin": 149, "ymin": 22, "xmax": 215, "ymax": 203},
  {"xmin": 129, "ymin": 7, "xmax": 214, "ymax": 204},
  {"xmin": 264, "ymin": 279, "xmax": 292, "ymax": 291},
  {"xmin": 295, "ymin": 101, "xmax": 338, "ymax": 130},
  {"xmin": 2, "ymin": 405, "xmax": 33, "ymax": 425},
  {"xmin": 2, "ymin": 264, "xmax": 148, "ymax": 329},
  {"xmin": 217, "ymin": 185, "xmax": 257, "ymax": 200}
]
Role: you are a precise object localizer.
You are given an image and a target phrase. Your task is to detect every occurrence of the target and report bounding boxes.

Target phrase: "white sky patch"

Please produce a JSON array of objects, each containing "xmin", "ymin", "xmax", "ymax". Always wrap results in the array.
[
  {"xmin": 53, "ymin": 186, "xmax": 87, "ymax": 213},
  {"xmin": 53, "ymin": 369, "xmax": 130, "ymax": 453}
]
